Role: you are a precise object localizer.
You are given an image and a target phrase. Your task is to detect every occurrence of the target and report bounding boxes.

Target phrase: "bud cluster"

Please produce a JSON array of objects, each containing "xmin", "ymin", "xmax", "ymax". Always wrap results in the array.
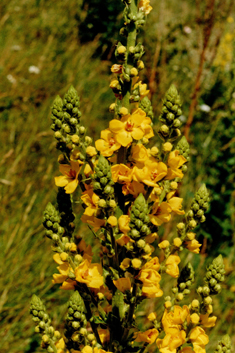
[
  {"xmin": 176, "ymin": 136, "xmax": 190, "ymax": 162},
  {"xmin": 64, "ymin": 291, "xmax": 89, "ymax": 349},
  {"xmin": 30, "ymin": 295, "xmax": 59, "ymax": 353},
  {"xmin": 204, "ymin": 255, "xmax": 225, "ymax": 295},
  {"xmin": 128, "ymin": 194, "xmax": 152, "ymax": 241},
  {"xmin": 92, "ymin": 155, "xmax": 115, "ymax": 200},
  {"xmin": 43, "ymin": 202, "xmax": 64, "ymax": 242},
  {"xmin": 187, "ymin": 184, "xmax": 210, "ymax": 229},
  {"xmin": 51, "ymin": 86, "xmax": 94, "ymax": 162},
  {"xmin": 158, "ymin": 85, "xmax": 182, "ymax": 142},
  {"xmin": 173, "ymin": 263, "xmax": 195, "ymax": 301},
  {"xmin": 139, "ymin": 96, "xmax": 154, "ymax": 120},
  {"xmin": 214, "ymin": 334, "xmax": 231, "ymax": 353}
]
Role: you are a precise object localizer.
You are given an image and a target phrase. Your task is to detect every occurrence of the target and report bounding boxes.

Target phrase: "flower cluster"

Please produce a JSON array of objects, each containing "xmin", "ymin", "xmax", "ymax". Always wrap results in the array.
[{"xmin": 30, "ymin": 1, "xmax": 230, "ymax": 353}]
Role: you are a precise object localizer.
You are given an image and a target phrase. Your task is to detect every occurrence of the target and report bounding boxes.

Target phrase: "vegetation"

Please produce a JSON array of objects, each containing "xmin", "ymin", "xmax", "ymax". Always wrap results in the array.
[{"xmin": 0, "ymin": 1, "xmax": 234, "ymax": 352}]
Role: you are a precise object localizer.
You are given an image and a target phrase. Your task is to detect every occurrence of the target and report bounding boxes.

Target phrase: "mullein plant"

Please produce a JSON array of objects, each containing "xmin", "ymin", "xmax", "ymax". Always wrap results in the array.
[{"xmin": 30, "ymin": 1, "xmax": 232, "ymax": 353}]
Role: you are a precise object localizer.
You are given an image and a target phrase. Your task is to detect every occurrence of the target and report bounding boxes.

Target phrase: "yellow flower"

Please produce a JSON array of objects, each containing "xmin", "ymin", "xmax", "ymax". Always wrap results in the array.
[
  {"xmin": 109, "ymin": 108, "xmax": 149, "ymax": 147},
  {"xmin": 113, "ymin": 277, "xmax": 132, "ymax": 292},
  {"xmin": 120, "ymin": 258, "xmax": 131, "ymax": 270},
  {"xmin": 82, "ymin": 347, "xmax": 93, "ymax": 353},
  {"xmin": 55, "ymin": 338, "xmax": 69, "ymax": 353},
  {"xmin": 139, "ymin": 257, "xmax": 163, "ymax": 298},
  {"xmin": 138, "ymin": 0, "xmax": 153, "ymax": 15},
  {"xmin": 80, "ymin": 214, "xmax": 105, "ymax": 232},
  {"xmin": 77, "ymin": 239, "xmax": 93, "ymax": 262},
  {"xmin": 86, "ymin": 146, "xmax": 97, "ymax": 157},
  {"xmin": 150, "ymin": 201, "xmax": 172, "ymax": 226},
  {"xmin": 186, "ymin": 239, "xmax": 202, "ymax": 254},
  {"xmin": 133, "ymin": 81, "xmax": 150, "ymax": 98},
  {"xmin": 179, "ymin": 348, "xmax": 194, "ymax": 353},
  {"xmin": 111, "ymin": 64, "xmax": 122, "ymax": 73},
  {"xmin": 189, "ymin": 327, "xmax": 209, "ymax": 353},
  {"xmin": 162, "ymin": 305, "xmax": 190, "ymax": 334},
  {"xmin": 135, "ymin": 328, "xmax": 159, "ymax": 344},
  {"xmin": 116, "ymin": 233, "xmax": 131, "ymax": 246},
  {"xmin": 95, "ymin": 129, "xmax": 121, "ymax": 157},
  {"xmin": 118, "ymin": 215, "xmax": 131, "ymax": 235},
  {"xmin": 166, "ymin": 150, "xmax": 187, "ymax": 180},
  {"xmin": 55, "ymin": 160, "xmax": 82, "ymax": 194},
  {"xmin": 156, "ymin": 331, "xmax": 186, "ymax": 353},
  {"xmin": 122, "ymin": 180, "xmax": 146, "ymax": 198},
  {"xmin": 52, "ymin": 254, "xmax": 76, "ymax": 290},
  {"xmin": 145, "ymin": 232, "xmax": 158, "ymax": 243},
  {"xmin": 165, "ymin": 255, "xmax": 181, "ymax": 278},
  {"xmin": 191, "ymin": 313, "xmax": 200, "ymax": 325},
  {"xmin": 75, "ymin": 259, "xmax": 103, "ymax": 289},
  {"xmin": 81, "ymin": 189, "xmax": 99, "ymax": 217},
  {"xmin": 111, "ymin": 164, "xmax": 132, "ymax": 183},
  {"xmin": 131, "ymin": 143, "xmax": 149, "ymax": 167},
  {"xmin": 200, "ymin": 313, "xmax": 217, "ymax": 327},
  {"xmin": 148, "ymin": 312, "xmax": 157, "ymax": 321},
  {"xmin": 107, "ymin": 216, "xmax": 117, "ymax": 227},
  {"xmin": 167, "ymin": 191, "xmax": 185, "ymax": 215},
  {"xmin": 158, "ymin": 240, "xmax": 170, "ymax": 249}
]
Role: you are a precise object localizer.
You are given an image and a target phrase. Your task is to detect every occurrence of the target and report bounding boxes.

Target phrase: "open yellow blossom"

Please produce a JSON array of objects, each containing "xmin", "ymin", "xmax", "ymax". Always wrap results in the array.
[
  {"xmin": 150, "ymin": 201, "xmax": 172, "ymax": 226},
  {"xmin": 165, "ymin": 255, "xmax": 181, "ymax": 278},
  {"xmin": 166, "ymin": 150, "xmax": 187, "ymax": 180},
  {"xmin": 135, "ymin": 328, "xmax": 159, "ymax": 344},
  {"xmin": 122, "ymin": 180, "xmax": 146, "ymax": 198},
  {"xmin": 162, "ymin": 305, "xmax": 190, "ymax": 334},
  {"xmin": 111, "ymin": 164, "xmax": 132, "ymax": 183},
  {"xmin": 156, "ymin": 330, "xmax": 186, "ymax": 353},
  {"xmin": 81, "ymin": 189, "xmax": 99, "ymax": 216},
  {"xmin": 95, "ymin": 129, "xmax": 121, "ymax": 157},
  {"xmin": 113, "ymin": 277, "xmax": 132, "ymax": 292},
  {"xmin": 189, "ymin": 327, "xmax": 209, "ymax": 353},
  {"xmin": 118, "ymin": 215, "xmax": 131, "ymax": 235},
  {"xmin": 55, "ymin": 160, "xmax": 82, "ymax": 194},
  {"xmin": 81, "ymin": 214, "xmax": 105, "ymax": 232},
  {"xmin": 186, "ymin": 239, "xmax": 202, "ymax": 254},
  {"xmin": 200, "ymin": 313, "xmax": 217, "ymax": 327},
  {"xmin": 75, "ymin": 259, "xmax": 103, "ymax": 289},
  {"xmin": 109, "ymin": 108, "xmax": 149, "ymax": 147},
  {"xmin": 52, "ymin": 253, "xmax": 76, "ymax": 290},
  {"xmin": 133, "ymin": 161, "xmax": 167, "ymax": 188},
  {"xmin": 167, "ymin": 191, "xmax": 185, "ymax": 215},
  {"xmin": 133, "ymin": 81, "xmax": 150, "ymax": 99},
  {"xmin": 131, "ymin": 143, "xmax": 149, "ymax": 167},
  {"xmin": 139, "ymin": 257, "xmax": 163, "ymax": 298}
]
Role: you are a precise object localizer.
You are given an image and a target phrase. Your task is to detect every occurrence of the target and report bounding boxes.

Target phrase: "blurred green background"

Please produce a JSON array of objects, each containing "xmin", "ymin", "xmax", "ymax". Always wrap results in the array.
[{"xmin": 0, "ymin": 0, "xmax": 235, "ymax": 352}]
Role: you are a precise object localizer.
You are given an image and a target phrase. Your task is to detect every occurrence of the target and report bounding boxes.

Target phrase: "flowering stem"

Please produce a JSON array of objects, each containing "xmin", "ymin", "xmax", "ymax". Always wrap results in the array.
[
  {"xmin": 83, "ymin": 296, "xmax": 102, "ymax": 346},
  {"xmin": 122, "ymin": 282, "xmax": 138, "ymax": 342},
  {"xmin": 122, "ymin": 1, "xmax": 138, "ymax": 109}
]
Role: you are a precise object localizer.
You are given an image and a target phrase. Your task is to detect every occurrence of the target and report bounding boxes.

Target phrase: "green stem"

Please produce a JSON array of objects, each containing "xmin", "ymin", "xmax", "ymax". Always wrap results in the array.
[
  {"xmin": 83, "ymin": 298, "xmax": 102, "ymax": 346},
  {"xmin": 122, "ymin": 1, "xmax": 138, "ymax": 109},
  {"xmin": 121, "ymin": 282, "xmax": 138, "ymax": 342}
]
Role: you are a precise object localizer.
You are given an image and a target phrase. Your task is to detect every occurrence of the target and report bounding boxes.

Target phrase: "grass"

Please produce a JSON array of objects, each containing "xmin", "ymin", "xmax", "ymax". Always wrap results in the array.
[{"xmin": 0, "ymin": 0, "xmax": 235, "ymax": 352}]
